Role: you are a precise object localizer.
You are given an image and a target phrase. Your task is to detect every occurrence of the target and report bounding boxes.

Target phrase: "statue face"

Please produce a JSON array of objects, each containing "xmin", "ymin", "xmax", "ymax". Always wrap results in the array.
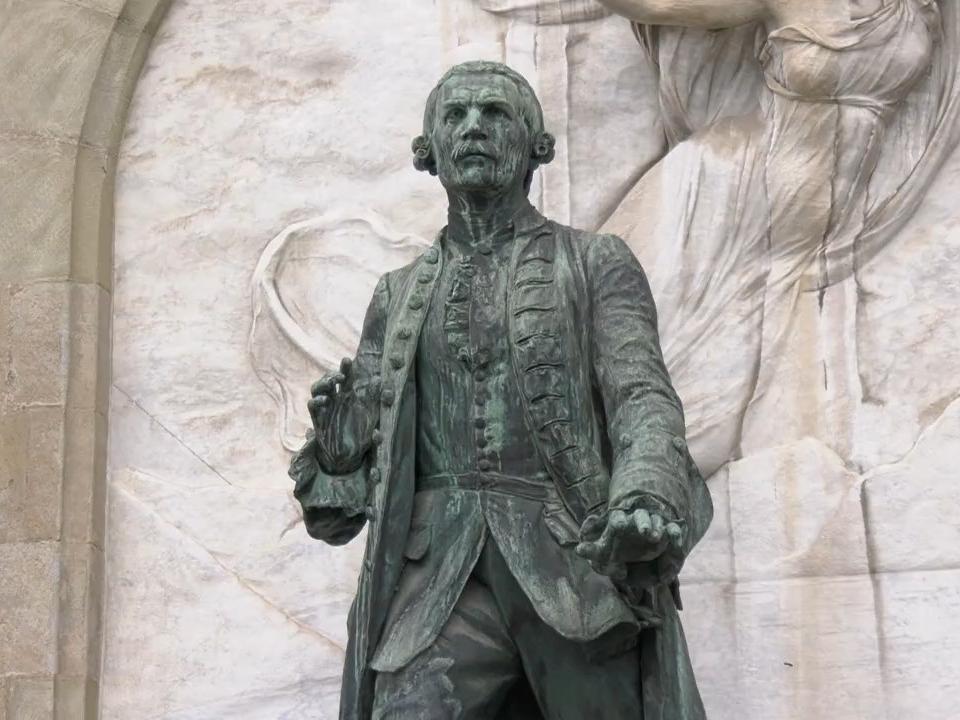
[{"xmin": 430, "ymin": 73, "xmax": 532, "ymax": 195}]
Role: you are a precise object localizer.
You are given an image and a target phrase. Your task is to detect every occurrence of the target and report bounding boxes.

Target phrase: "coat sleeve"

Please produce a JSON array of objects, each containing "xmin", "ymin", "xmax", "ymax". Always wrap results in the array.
[
  {"xmin": 588, "ymin": 234, "xmax": 710, "ymax": 545},
  {"xmin": 313, "ymin": 273, "xmax": 390, "ymax": 475},
  {"xmin": 289, "ymin": 435, "xmax": 367, "ymax": 545}
]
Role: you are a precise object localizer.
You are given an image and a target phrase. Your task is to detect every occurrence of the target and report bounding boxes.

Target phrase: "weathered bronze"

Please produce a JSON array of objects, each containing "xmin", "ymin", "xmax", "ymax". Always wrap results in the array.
[{"xmin": 289, "ymin": 60, "xmax": 713, "ymax": 720}]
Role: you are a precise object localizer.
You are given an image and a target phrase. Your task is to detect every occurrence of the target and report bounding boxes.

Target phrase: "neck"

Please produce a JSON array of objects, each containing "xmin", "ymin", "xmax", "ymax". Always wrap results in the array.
[{"xmin": 445, "ymin": 185, "xmax": 530, "ymax": 247}]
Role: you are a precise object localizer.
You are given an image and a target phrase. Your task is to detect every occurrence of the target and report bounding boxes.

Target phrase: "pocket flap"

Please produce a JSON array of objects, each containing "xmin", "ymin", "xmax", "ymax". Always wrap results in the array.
[
  {"xmin": 542, "ymin": 505, "xmax": 580, "ymax": 547},
  {"xmin": 403, "ymin": 525, "xmax": 431, "ymax": 560}
]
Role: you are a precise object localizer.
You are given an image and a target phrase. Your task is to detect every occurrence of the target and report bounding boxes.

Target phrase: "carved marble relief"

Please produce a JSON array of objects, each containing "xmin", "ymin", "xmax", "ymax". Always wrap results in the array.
[
  {"xmin": 251, "ymin": 0, "xmax": 960, "ymax": 476},
  {"xmin": 250, "ymin": 212, "xmax": 427, "ymax": 450},
  {"xmin": 596, "ymin": 0, "xmax": 960, "ymax": 474},
  {"xmin": 105, "ymin": 1, "xmax": 960, "ymax": 717}
]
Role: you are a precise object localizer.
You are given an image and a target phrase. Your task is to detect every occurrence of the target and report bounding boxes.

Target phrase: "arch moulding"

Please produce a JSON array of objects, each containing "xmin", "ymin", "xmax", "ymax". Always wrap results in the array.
[{"xmin": 0, "ymin": 1, "xmax": 173, "ymax": 717}]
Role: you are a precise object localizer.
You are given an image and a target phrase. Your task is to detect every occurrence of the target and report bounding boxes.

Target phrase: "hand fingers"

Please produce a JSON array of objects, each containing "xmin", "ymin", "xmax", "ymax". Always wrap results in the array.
[
  {"xmin": 579, "ymin": 513, "xmax": 605, "ymax": 542},
  {"xmin": 665, "ymin": 522, "xmax": 684, "ymax": 551},
  {"xmin": 307, "ymin": 396, "xmax": 329, "ymax": 415},
  {"xmin": 339, "ymin": 357, "xmax": 354, "ymax": 389},
  {"xmin": 648, "ymin": 513, "xmax": 665, "ymax": 545},
  {"xmin": 311, "ymin": 373, "xmax": 346, "ymax": 398},
  {"xmin": 633, "ymin": 508, "xmax": 652, "ymax": 541},
  {"xmin": 576, "ymin": 512, "xmax": 621, "ymax": 565},
  {"xmin": 310, "ymin": 377, "xmax": 333, "ymax": 397},
  {"xmin": 600, "ymin": 509, "xmax": 632, "ymax": 569}
]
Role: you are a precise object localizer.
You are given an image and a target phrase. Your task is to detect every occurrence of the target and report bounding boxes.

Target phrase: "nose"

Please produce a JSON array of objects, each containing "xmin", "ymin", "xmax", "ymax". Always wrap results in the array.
[{"xmin": 460, "ymin": 107, "xmax": 487, "ymax": 140}]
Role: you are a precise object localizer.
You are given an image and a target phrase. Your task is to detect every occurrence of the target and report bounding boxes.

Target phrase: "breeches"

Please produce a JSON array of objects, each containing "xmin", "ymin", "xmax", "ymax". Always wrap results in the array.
[{"xmin": 371, "ymin": 538, "xmax": 643, "ymax": 720}]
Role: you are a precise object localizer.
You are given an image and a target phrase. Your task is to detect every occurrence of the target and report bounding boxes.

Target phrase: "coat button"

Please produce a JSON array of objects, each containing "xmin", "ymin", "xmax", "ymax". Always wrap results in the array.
[
  {"xmin": 389, "ymin": 355, "xmax": 403, "ymax": 369},
  {"xmin": 619, "ymin": 434, "xmax": 633, "ymax": 449},
  {"xmin": 371, "ymin": 430, "xmax": 383, "ymax": 446},
  {"xmin": 369, "ymin": 468, "xmax": 381, "ymax": 483},
  {"xmin": 425, "ymin": 248, "xmax": 439, "ymax": 264},
  {"xmin": 478, "ymin": 459, "xmax": 492, "ymax": 471},
  {"xmin": 672, "ymin": 436, "xmax": 687, "ymax": 452},
  {"xmin": 408, "ymin": 297, "xmax": 424, "ymax": 310},
  {"xmin": 397, "ymin": 328, "xmax": 412, "ymax": 340},
  {"xmin": 417, "ymin": 271, "xmax": 433, "ymax": 284},
  {"xmin": 474, "ymin": 417, "xmax": 486, "ymax": 429},
  {"xmin": 365, "ymin": 505, "xmax": 376, "ymax": 520},
  {"xmin": 381, "ymin": 389, "xmax": 396, "ymax": 407}
]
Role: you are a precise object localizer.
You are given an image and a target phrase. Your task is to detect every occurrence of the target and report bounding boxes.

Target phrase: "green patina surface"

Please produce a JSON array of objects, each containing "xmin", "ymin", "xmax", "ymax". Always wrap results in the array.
[{"xmin": 289, "ymin": 61, "xmax": 714, "ymax": 720}]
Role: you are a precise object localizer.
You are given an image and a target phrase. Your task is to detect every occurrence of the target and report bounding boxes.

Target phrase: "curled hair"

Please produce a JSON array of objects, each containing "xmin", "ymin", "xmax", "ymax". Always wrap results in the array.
[
  {"xmin": 411, "ymin": 135, "xmax": 434, "ymax": 174},
  {"xmin": 412, "ymin": 61, "xmax": 554, "ymax": 181}
]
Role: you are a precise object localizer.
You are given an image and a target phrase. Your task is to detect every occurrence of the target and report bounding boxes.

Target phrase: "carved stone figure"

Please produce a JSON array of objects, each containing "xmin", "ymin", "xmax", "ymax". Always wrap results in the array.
[
  {"xmin": 593, "ymin": 0, "xmax": 960, "ymax": 473},
  {"xmin": 289, "ymin": 61, "xmax": 713, "ymax": 719},
  {"xmin": 255, "ymin": 0, "xmax": 959, "ymax": 482}
]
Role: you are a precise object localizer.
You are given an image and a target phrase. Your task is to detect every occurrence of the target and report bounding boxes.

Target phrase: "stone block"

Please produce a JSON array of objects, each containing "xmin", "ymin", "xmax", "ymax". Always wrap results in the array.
[
  {"xmin": 71, "ymin": 144, "xmax": 116, "ymax": 290},
  {"xmin": 0, "ymin": 405, "xmax": 63, "ymax": 543},
  {"xmin": 56, "ymin": 542, "xmax": 105, "ymax": 679},
  {"xmin": 0, "ymin": 140, "xmax": 75, "ymax": 284},
  {"xmin": 0, "ymin": 281, "xmax": 70, "ymax": 409},
  {"xmin": 101, "ymin": 464, "xmax": 352, "ymax": 719},
  {"xmin": 61, "ymin": 408, "xmax": 108, "ymax": 548},
  {"xmin": 877, "ymin": 568, "xmax": 960, "ymax": 719},
  {"xmin": 863, "ymin": 398, "xmax": 960, "ymax": 574},
  {"xmin": 0, "ymin": 542, "xmax": 59, "ymax": 675},
  {"xmin": 78, "ymin": 4, "xmax": 167, "ymax": 154},
  {"xmin": 65, "ymin": 282, "xmax": 111, "ymax": 414},
  {"xmin": 684, "ymin": 574, "xmax": 885, "ymax": 720},
  {"xmin": 54, "ymin": 676, "xmax": 99, "ymax": 720},
  {"xmin": 0, "ymin": 0, "xmax": 114, "ymax": 141},
  {"xmin": 4, "ymin": 677, "xmax": 54, "ymax": 720},
  {"xmin": 725, "ymin": 438, "xmax": 871, "ymax": 582},
  {"xmin": 683, "ymin": 467, "xmax": 734, "ymax": 583},
  {"xmin": 680, "ymin": 581, "xmax": 740, "ymax": 715}
]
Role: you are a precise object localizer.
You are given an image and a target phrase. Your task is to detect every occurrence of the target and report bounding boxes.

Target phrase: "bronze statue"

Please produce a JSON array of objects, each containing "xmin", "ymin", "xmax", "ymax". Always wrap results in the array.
[{"xmin": 289, "ymin": 60, "xmax": 713, "ymax": 720}]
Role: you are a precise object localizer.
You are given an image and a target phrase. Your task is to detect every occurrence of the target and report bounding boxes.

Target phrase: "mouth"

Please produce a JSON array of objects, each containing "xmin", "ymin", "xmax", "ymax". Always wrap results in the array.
[{"xmin": 456, "ymin": 147, "xmax": 495, "ymax": 162}]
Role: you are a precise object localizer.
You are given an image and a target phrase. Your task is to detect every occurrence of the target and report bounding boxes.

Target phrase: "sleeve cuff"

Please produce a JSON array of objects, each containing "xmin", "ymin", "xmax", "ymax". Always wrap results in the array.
[{"xmin": 289, "ymin": 437, "xmax": 367, "ymax": 517}]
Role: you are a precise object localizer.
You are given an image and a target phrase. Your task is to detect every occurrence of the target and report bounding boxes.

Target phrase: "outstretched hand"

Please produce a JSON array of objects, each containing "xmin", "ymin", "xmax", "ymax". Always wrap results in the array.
[{"xmin": 576, "ymin": 508, "xmax": 684, "ymax": 583}]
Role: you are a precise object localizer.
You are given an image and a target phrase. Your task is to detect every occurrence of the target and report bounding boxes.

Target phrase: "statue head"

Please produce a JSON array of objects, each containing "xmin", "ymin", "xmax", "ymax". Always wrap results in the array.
[{"xmin": 412, "ymin": 61, "xmax": 555, "ymax": 196}]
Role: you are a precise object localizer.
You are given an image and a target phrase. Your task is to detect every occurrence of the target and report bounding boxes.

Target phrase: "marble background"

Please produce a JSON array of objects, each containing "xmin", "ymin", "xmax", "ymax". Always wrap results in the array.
[{"xmin": 103, "ymin": 0, "xmax": 960, "ymax": 718}]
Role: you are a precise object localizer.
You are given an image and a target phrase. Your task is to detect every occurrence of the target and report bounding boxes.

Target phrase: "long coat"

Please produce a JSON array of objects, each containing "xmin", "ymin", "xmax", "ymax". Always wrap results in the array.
[{"xmin": 290, "ymin": 206, "xmax": 714, "ymax": 720}]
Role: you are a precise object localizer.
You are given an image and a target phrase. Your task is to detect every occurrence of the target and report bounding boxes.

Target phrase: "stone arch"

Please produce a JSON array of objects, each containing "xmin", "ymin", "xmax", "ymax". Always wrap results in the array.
[{"xmin": 0, "ymin": 1, "xmax": 173, "ymax": 717}]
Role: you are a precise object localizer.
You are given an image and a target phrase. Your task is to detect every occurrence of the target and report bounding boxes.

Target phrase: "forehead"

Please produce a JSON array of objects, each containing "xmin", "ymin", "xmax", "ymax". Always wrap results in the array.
[{"xmin": 436, "ymin": 72, "xmax": 523, "ymax": 106}]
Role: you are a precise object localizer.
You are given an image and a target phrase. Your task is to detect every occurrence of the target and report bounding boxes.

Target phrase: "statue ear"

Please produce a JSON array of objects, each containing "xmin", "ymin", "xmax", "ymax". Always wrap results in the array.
[
  {"xmin": 412, "ymin": 135, "xmax": 437, "ymax": 175},
  {"xmin": 531, "ymin": 132, "xmax": 556, "ymax": 166}
]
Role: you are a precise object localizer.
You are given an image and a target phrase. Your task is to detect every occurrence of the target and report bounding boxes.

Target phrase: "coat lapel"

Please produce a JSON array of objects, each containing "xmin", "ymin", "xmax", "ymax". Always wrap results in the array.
[
  {"xmin": 507, "ymin": 213, "xmax": 607, "ymax": 523},
  {"xmin": 347, "ymin": 236, "xmax": 445, "ymax": 720}
]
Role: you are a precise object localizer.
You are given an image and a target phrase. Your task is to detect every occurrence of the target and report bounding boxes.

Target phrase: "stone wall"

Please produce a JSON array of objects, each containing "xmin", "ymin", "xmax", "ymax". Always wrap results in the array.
[
  {"xmin": 0, "ymin": 1, "xmax": 172, "ymax": 717},
  {"xmin": 3, "ymin": 0, "xmax": 960, "ymax": 718}
]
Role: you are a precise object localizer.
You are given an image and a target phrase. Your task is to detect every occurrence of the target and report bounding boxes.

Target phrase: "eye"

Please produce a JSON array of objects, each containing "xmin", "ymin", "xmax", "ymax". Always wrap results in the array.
[{"xmin": 445, "ymin": 107, "xmax": 465, "ymax": 123}]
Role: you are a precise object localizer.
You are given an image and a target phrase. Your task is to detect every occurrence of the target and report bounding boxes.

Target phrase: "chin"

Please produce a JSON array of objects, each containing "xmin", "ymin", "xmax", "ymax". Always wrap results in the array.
[{"xmin": 445, "ymin": 175, "xmax": 501, "ymax": 194}]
